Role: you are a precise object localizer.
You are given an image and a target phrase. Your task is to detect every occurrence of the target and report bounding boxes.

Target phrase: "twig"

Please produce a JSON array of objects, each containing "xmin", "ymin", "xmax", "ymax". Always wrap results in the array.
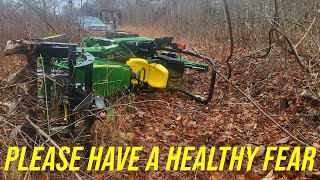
[
  {"xmin": 40, "ymin": 56, "xmax": 51, "ymax": 135},
  {"xmin": 193, "ymin": 167, "xmax": 199, "ymax": 180},
  {"xmin": 243, "ymin": 28, "xmax": 309, "ymax": 73},
  {"xmin": 272, "ymin": 28, "xmax": 309, "ymax": 72},
  {"xmin": 20, "ymin": 0, "xmax": 57, "ymax": 34},
  {"xmin": 25, "ymin": 116, "xmax": 83, "ymax": 180},
  {"xmin": 295, "ymin": 17, "xmax": 317, "ymax": 48}
]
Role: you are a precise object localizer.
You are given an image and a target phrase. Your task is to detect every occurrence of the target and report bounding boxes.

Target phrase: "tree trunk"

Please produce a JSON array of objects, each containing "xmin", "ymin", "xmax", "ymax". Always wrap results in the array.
[{"xmin": 274, "ymin": 0, "xmax": 281, "ymax": 40}]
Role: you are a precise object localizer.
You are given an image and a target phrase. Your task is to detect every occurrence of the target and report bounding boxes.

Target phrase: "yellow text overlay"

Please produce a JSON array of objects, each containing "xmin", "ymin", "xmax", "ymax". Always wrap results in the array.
[{"xmin": 4, "ymin": 146, "xmax": 316, "ymax": 171}]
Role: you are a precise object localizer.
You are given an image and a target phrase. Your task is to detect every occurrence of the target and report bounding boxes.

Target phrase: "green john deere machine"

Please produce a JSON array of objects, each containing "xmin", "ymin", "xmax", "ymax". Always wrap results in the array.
[{"xmin": 4, "ymin": 34, "xmax": 216, "ymax": 148}]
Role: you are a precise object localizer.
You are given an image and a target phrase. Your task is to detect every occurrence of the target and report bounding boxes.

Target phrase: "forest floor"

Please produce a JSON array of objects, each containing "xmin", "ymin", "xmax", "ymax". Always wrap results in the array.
[{"xmin": 0, "ymin": 27, "xmax": 319, "ymax": 179}]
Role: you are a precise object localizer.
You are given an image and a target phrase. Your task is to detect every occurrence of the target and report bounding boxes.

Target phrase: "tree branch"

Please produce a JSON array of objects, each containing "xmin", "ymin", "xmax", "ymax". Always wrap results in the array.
[
  {"xmin": 242, "ymin": 28, "xmax": 310, "ymax": 73},
  {"xmin": 25, "ymin": 116, "xmax": 83, "ymax": 180}
]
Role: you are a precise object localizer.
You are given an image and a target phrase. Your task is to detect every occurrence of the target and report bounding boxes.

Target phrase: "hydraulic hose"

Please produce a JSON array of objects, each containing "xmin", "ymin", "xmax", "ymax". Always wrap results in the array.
[{"xmin": 159, "ymin": 48, "xmax": 217, "ymax": 104}]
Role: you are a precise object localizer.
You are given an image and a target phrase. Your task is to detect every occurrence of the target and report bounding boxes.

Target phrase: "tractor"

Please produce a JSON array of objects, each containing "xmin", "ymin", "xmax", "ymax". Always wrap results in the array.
[{"xmin": 4, "ymin": 34, "xmax": 216, "ymax": 149}]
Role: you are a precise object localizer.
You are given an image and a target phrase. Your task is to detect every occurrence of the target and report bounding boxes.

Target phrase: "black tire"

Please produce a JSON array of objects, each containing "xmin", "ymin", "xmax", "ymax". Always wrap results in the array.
[{"xmin": 106, "ymin": 30, "xmax": 139, "ymax": 39}]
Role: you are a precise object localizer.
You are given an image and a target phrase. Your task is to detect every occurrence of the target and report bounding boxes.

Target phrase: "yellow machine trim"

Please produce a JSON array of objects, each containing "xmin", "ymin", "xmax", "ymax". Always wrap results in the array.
[
  {"xmin": 126, "ymin": 58, "xmax": 168, "ymax": 89},
  {"xmin": 43, "ymin": 34, "xmax": 63, "ymax": 40}
]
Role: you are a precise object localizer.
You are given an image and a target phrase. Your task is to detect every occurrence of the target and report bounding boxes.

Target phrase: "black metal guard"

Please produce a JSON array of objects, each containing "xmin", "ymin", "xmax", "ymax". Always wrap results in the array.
[
  {"xmin": 4, "ymin": 39, "xmax": 95, "ymax": 127},
  {"xmin": 68, "ymin": 51, "xmax": 95, "ymax": 132}
]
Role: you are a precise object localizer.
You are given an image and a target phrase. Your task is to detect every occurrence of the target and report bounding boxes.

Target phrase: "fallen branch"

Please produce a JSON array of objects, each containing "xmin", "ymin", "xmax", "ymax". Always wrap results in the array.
[
  {"xmin": 25, "ymin": 116, "xmax": 83, "ymax": 180},
  {"xmin": 212, "ymin": 68, "xmax": 318, "ymax": 153}
]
